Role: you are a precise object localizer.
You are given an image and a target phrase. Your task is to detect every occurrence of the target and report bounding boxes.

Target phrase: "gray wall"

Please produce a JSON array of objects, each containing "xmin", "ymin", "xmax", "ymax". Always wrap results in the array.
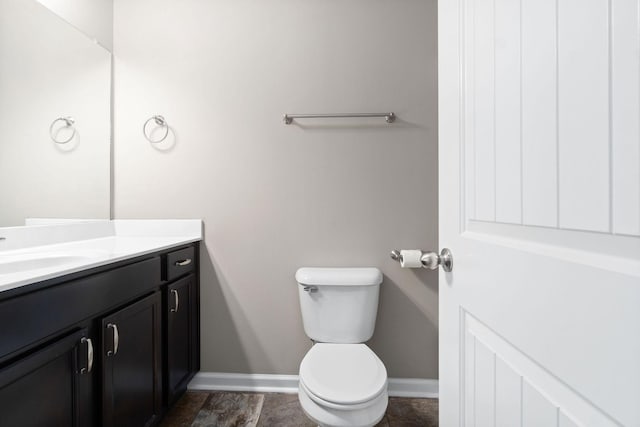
[{"xmin": 113, "ymin": 0, "xmax": 439, "ymax": 379}]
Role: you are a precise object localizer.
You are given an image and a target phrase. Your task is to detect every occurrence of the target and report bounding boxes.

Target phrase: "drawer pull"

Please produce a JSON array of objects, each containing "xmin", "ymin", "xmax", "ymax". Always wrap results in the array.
[
  {"xmin": 174, "ymin": 259, "xmax": 192, "ymax": 267},
  {"xmin": 107, "ymin": 323, "xmax": 119, "ymax": 356},
  {"xmin": 80, "ymin": 337, "xmax": 94, "ymax": 374},
  {"xmin": 170, "ymin": 289, "xmax": 179, "ymax": 313}
]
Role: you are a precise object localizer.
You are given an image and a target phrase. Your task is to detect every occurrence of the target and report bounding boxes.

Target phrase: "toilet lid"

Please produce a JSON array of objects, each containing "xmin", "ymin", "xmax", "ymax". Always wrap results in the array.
[{"xmin": 299, "ymin": 343, "xmax": 387, "ymax": 405}]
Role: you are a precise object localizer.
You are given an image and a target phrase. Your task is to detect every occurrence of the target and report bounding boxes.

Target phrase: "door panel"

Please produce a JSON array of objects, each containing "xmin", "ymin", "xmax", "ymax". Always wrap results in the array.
[
  {"xmin": 102, "ymin": 292, "xmax": 161, "ymax": 427},
  {"xmin": 165, "ymin": 274, "xmax": 195, "ymax": 405},
  {"xmin": 0, "ymin": 329, "xmax": 90, "ymax": 427},
  {"xmin": 464, "ymin": 313, "xmax": 618, "ymax": 426},
  {"xmin": 520, "ymin": 0, "xmax": 559, "ymax": 228},
  {"xmin": 495, "ymin": 356, "xmax": 521, "ymax": 427},
  {"xmin": 462, "ymin": 0, "xmax": 640, "ymax": 236},
  {"xmin": 494, "ymin": 0, "xmax": 522, "ymax": 225},
  {"xmin": 612, "ymin": 0, "xmax": 640, "ymax": 236},
  {"xmin": 557, "ymin": 0, "xmax": 610, "ymax": 232},
  {"xmin": 439, "ymin": 0, "xmax": 640, "ymax": 425}
]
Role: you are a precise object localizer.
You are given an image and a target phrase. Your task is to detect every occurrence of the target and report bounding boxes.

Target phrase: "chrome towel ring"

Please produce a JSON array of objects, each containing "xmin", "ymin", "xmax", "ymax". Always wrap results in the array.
[
  {"xmin": 49, "ymin": 117, "xmax": 76, "ymax": 144},
  {"xmin": 143, "ymin": 115, "xmax": 169, "ymax": 143}
]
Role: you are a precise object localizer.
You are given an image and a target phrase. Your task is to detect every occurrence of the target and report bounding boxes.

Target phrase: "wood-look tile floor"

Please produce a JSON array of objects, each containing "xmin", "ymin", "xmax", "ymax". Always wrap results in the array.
[{"xmin": 160, "ymin": 391, "xmax": 439, "ymax": 427}]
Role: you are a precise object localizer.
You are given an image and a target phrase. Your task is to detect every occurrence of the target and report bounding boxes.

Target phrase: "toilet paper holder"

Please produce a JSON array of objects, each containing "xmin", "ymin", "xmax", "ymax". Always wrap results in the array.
[{"xmin": 390, "ymin": 249, "xmax": 453, "ymax": 272}]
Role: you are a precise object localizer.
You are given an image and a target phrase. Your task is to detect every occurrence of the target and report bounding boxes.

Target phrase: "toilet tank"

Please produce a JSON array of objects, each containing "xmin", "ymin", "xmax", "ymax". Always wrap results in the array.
[{"xmin": 296, "ymin": 267, "xmax": 382, "ymax": 343}]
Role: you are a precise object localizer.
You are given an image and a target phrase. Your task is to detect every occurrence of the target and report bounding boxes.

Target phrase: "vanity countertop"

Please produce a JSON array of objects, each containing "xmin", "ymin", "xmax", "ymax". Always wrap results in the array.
[{"xmin": 0, "ymin": 219, "xmax": 202, "ymax": 293}]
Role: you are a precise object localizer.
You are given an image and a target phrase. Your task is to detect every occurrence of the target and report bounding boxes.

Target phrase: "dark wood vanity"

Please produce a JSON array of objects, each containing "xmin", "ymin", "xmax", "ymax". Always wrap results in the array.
[{"xmin": 0, "ymin": 243, "xmax": 200, "ymax": 427}]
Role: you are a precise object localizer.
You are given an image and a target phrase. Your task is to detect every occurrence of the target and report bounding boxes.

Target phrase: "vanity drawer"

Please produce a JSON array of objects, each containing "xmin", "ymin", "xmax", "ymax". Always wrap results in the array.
[{"xmin": 165, "ymin": 246, "xmax": 195, "ymax": 282}]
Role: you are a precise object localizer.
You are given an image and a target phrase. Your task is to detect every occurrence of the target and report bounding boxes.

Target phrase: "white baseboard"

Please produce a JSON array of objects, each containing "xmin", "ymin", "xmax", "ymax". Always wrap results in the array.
[
  {"xmin": 189, "ymin": 372, "xmax": 438, "ymax": 399},
  {"xmin": 189, "ymin": 372, "xmax": 300, "ymax": 394},
  {"xmin": 387, "ymin": 377, "xmax": 439, "ymax": 398}
]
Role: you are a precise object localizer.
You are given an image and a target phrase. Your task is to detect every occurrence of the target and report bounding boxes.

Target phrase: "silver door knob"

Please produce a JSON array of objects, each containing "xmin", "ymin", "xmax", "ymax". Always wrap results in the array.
[
  {"xmin": 390, "ymin": 248, "xmax": 453, "ymax": 272},
  {"xmin": 421, "ymin": 249, "xmax": 453, "ymax": 272}
]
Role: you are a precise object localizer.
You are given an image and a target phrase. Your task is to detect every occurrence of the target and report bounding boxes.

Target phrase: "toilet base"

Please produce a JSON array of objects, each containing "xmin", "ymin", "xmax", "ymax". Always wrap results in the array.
[{"xmin": 298, "ymin": 385, "xmax": 388, "ymax": 427}]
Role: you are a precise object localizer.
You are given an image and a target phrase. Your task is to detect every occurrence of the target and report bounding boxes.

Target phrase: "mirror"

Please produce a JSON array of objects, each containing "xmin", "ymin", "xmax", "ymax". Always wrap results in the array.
[{"xmin": 0, "ymin": 0, "xmax": 111, "ymax": 227}]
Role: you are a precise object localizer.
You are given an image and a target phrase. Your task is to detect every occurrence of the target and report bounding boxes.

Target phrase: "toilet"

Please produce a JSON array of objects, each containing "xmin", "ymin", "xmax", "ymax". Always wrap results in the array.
[{"xmin": 295, "ymin": 267, "xmax": 388, "ymax": 427}]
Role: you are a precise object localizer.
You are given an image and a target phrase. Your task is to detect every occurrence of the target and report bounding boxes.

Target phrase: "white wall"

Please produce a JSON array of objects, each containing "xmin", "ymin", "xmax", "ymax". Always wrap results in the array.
[
  {"xmin": 37, "ymin": 0, "xmax": 113, "ymax": 51},
  {"xmin": 0, "ymin": 0, "xmax": 111, "ymax": 226},
  {"xmin": 113, "ymin": 0, "xmax": 439, "ymax": 378}
]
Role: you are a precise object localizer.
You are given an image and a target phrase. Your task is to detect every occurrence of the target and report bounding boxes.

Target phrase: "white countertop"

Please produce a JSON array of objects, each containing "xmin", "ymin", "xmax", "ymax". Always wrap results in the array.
[{"xmin": 0, "ymin": 220, "xmax": 202, "ymax": 293}]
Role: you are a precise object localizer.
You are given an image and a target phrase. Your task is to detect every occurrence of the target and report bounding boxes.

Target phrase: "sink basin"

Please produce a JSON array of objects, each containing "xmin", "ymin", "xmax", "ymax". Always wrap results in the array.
[{"xmin": 0, "ymin": 251, "xmax": 106, "ymax": 275}]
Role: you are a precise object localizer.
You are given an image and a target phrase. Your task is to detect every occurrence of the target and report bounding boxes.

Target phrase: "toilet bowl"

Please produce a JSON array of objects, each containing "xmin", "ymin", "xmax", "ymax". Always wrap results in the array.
[
  {"xmin": 295, "ymin": 268, "xmax": 388, "ymax": 427},
  {"xmin": 298, "ymin": 343, "xmax": 388, "ymax": 427}
]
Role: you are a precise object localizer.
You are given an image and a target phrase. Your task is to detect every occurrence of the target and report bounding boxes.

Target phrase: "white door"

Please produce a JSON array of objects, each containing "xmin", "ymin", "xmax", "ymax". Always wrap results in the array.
[{"xmin": 438, "ymin": 0, "xmax": 640, "ymax": 426}]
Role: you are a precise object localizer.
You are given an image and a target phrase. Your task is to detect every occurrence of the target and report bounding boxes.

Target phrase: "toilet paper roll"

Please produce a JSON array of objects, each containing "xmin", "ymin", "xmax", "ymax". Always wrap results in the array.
[{"xmin": 400, "ymin": 250, "xmax": 423, "ymax": 268}]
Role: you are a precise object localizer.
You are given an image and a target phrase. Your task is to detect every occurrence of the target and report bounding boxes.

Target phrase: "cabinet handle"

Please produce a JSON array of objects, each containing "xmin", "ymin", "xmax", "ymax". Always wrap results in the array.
[
  {"xmin": 174, "ymin": 259, "xmax": 192, "ymax": 267},
  {"xmin": 107, "ymin": 323, "xmax": 119, "ymax": 356},
  {"xmin": 171, "ymin": 289, "xmax": 179, "ymax": 313},
  {"xmin": 80, "ymin": 337, "xmax": 94, "ymax": 374}
]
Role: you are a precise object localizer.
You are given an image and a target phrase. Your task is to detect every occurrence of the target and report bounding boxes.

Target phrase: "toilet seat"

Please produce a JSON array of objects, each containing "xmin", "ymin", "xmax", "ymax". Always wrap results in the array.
[
  {"xmin": 299, "ymin": 380, "xmax": 385, "ymax": 411},
  {"xmin": 299, "ymin": 343, "xmax": 388, "ymax": 406}
]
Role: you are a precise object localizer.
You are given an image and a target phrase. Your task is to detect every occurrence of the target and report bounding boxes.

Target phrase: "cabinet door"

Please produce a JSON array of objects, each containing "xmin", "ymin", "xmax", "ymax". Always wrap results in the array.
[
  {"xmin": 0, "ymin": 329, "xmax": 93, "ymax": 427},
  {"xmin": 165, "ymin": 274, "xmax": 197, "ymax": 405},
  {"xmin": 102, "ymin": 292, "xmax": 161, "ymax": 427}
]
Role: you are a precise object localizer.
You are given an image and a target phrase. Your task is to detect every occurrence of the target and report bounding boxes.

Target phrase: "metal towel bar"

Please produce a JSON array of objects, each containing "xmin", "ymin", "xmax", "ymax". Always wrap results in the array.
[{"xmin": 283, "ymin": 112, "xmax": 396, "ymax": 125}]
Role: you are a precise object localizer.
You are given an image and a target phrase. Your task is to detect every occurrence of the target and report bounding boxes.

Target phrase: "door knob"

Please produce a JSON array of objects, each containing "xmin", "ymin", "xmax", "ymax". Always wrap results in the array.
[
  {"xmin": 421, "ymin": 249, "xmax": 453, "ymax": 271},
  {"xmin": 390, "ymin": 248, "xmax": 453, "ymax": 272}
]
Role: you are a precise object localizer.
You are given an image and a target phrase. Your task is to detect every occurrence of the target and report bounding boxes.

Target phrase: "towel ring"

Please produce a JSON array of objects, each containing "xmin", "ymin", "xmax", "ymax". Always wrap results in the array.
[
  {"xmin": 49, "ymin": 117, "xmax": 76, "ymax": 144},
  {"xmin": 143, "ymin": 115, "xmax": 169, "ymax": 143}
]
